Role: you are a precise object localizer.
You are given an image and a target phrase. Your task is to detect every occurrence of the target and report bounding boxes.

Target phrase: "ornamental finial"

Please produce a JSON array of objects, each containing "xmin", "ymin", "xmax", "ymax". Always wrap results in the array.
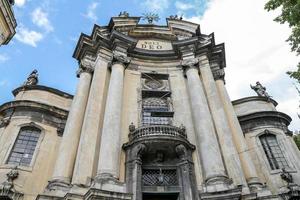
[{"xmin": 142, "ymin": 13, "xmax": 160, "ymax": 24}]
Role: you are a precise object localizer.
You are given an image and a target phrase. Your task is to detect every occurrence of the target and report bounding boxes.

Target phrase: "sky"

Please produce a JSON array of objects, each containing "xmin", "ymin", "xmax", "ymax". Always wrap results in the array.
[{"xmin": 0, "ymin": 0, "xmax": 299, "ymax": 130}]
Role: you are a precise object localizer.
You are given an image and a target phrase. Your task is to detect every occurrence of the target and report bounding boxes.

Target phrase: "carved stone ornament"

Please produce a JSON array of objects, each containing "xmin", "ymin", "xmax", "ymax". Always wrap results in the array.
[
  {"xmin": 23, "ymin": 69, "xmax": 38, "ymax": 86},
  {"xmin": 113, "ymin": 51, "xmax": 131, "ymax": 64},
  {"xmin": 181, "ymin": 58, "xmax": 199, "ymax": 68},
  {"xmin": 281, "ymin": 168, "xmax": 293, "ymax": 184},
  {"xmin": 0, "ymin": 118, "xmax": 10, "ymax": 128},
  {"xmin": 133, "ymin": 143, "xmax": 147, "ymax": 160},
  {"xmin": 213, "ymin": 68, "xmax": 225, "ymax": 81},
  {"xmin": 0, "ymin": 167, "xmax": 23, "ymax": 199},
  {"xmin": 129, "ymin": 122, "xmax": 136, "ymax": 132},
  {"xmin": 175, "ymin": 144, "xmax": 187, "ymax": 161}
]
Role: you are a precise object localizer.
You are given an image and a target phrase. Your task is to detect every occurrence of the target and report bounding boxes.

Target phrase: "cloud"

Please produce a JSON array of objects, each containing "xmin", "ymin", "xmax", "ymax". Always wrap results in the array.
[
  {"xmin": 0, "ymin": 54, "xmax": 9, "ymax": 63},
  {"xmin": 143, "ymin": 0, "xmax": 169, "ymax": 12},
  {"xmin": 31, "ymin": 8, "xmax": 54, "ymax": 32},
  {"xmin": 15, "ymin": 26, "xmax": 43, "ymax": 47},
  {"xmin": 84, "ymin": 2, "xmax": 99, "ymax": 22},
  {"xmin": 14, "ymin": 0, "xmax": 26, "ymax": 7},
  {"xmin": 186, "ymin": 0, "xmax": 299, "ymax": 129},
  {"xmin": 175, "ymin": 1, "xmax": 194, "ymax": 11}
]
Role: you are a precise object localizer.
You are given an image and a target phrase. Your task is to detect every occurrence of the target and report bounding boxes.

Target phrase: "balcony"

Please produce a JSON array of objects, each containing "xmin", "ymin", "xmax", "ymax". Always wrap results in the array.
[{"xmin": 128, "ymin": 124, "xmax": 187, "ymax": 142}]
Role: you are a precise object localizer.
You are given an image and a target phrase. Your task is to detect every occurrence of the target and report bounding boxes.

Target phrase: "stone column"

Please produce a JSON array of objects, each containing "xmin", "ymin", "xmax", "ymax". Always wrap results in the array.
[
  {"xmin": 50, "ymin": 57, "xmax": 93, "ymax": 187},
  {"xmin": 215, "ymin": 78, "xmax": 262, "ymax": 188},
  {"xmin": 95, "ymin": 54, "xmax": 130, "ymax": 181},
  {"xmin": 183, "ymin": 59, "xmax": 228, "ymax": 186},
  {"xmin": 198, "ymin": 55, "xmax": 246, "ymax": 187},
  {"xmin": 72, "ymin": 55, "xmax": 111, "ymax": 186}
]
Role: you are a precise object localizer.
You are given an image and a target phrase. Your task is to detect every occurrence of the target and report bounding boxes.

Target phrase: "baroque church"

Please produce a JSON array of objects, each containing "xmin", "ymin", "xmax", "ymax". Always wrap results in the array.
[{"xmin": 0, "ymin": 13, "xmax": 300, "ymax": 200}]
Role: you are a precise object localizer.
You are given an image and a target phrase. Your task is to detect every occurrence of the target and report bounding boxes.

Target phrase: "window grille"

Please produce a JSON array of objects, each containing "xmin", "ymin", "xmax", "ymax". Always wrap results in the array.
[
  {"xmin": 7, "ymin": 126, "xmax": 41, "ymax": 166},
  {"xmin": 142, "ymin": 169, "xmax": 178, "ymax": 186},
  {"xmin": 142, "ymin": 98, "xmax": 170, "ymax": 125},
  {"xmin": 260, "ymin": 134, "xmax": 289, "ymax": 170}
]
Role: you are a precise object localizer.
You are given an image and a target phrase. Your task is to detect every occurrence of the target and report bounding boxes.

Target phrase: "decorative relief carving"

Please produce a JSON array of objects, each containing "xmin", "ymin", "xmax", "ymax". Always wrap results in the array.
[{"xmin": 23, "ymin": 69, "xmax": 38, "ymax": 86}]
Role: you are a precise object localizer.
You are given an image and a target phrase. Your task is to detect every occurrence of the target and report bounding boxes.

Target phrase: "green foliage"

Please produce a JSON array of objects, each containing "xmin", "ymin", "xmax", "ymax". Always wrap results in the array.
[
  {"xmin": 293, "ymin": 134, "xmax": 300, "ymax": 150},
  {"xmin": 265, "ymin": 0, "xmax": 300, "ymax": 82}
]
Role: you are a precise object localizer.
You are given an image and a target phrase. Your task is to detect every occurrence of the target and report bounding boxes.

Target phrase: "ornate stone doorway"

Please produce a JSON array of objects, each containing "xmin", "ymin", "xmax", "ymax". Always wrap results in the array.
[{"xmin": 123, "ymin": 124, "xmax": 199, "ymax": 200}]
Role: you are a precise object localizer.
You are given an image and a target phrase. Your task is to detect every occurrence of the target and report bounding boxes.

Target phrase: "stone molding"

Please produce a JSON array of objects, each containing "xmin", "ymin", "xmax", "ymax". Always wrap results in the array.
[
  {"xmin": 232, "ymin": 96, "xmax": 278, "ymax": 107},
  {"xmin": 12, "ymin": 85, "xmax": 73, "ymax": 99},
  {"xmin": 0, "ymin": 100, "xmax": 68, "ymax": 134},
  {"xmin": 238, "ymin": 111, "xmax": 292, "ymax": 135}
]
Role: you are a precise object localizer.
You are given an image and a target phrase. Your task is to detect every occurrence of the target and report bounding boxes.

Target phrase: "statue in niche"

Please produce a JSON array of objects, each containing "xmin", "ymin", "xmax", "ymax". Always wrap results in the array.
[
  {"xmin": 23, "ymin": 69, "xmax": 38, "ymax": 86},
  {"xmin": 250, "ymin": 81, "xmax": 271, "ymax": 99}
]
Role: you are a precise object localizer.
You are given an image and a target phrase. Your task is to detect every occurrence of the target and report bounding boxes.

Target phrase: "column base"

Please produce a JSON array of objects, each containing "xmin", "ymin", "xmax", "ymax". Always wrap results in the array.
[
  {"xmin": 93, "ymin": 173, "xmax": 127, "ymax": 194},
  {"xmin": 46, "ymin": 179, "xmax": 72, "ymax": 192},
  {"xmin": 200, "ymin": 185, "xmax": 243, "ymax": 200},
  {"xmin": 204, "ymin": 174, "xmax": 235, "ymax": 193},
  {"xmin": 247, "ymin": 177, "xmax": 264, "ymax": 192}
]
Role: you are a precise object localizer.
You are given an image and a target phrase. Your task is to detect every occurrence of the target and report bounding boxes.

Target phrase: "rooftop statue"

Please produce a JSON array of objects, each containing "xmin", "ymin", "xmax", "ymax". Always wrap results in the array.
[
  {"xmin": 250, "ymin": 81, "xmax": 271, "ymax": 99},
  {"xmin": 23, "ymin": 69, "xmax": 38, "ymax": 86},
  {"xmin": 169, "ymin": 14, "xmax": 183, "ymax": 20},
  {"xmin": 118, "ymin": 11, "xmax": 129, "ymax": 17},
  {"xmin": 142, "ymin": 13, "xmax": 160, "ymax": 24}
]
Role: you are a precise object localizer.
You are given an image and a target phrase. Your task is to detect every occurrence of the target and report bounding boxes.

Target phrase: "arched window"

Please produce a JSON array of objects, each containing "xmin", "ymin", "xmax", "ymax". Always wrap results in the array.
[
  {"xmin": 142, "ymin": 98, "xmax": 170, "ymax": 125},
  {"xmin": 7, "ymin": 126, "xmax": 41, "ymax": 166},
  {"xmin": 260, "ymin": 132, "xmax": 289, "ymax": 170}
]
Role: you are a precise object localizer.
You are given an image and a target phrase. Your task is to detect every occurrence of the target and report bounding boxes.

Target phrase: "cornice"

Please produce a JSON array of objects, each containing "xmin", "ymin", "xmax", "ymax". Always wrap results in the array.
[
  {"xmin": 0, "ymin": 100, "xmax": 69, "ymax": 119},
  {"xmin": 12, "ymin": 85, "xmax": 73, "ymax": 99},
  {"xmin": 232, "ymin": 96, "xmax": 278, "ymax": 107}
]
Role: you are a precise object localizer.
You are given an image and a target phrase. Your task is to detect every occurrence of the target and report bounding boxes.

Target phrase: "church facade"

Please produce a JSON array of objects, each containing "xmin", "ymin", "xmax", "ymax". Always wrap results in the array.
[
  {"xmin": 0, "ymin": 14, "xmax": 300, "ymax": 200},
  {"xmin": 0, "ymin": 0, "xmax": 16, "ymax": 45}
]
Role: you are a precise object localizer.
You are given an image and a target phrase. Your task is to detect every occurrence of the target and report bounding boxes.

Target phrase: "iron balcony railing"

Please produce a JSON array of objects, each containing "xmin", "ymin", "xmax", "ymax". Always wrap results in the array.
[{"xmin": 128, "ymin": 124, "xmax": 187, "ymax": 141}]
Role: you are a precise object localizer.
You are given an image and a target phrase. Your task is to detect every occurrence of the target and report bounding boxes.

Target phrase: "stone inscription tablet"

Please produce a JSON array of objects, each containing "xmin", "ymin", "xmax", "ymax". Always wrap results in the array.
[{"xmin": 136, "ymin": 39, "xmax": 173, "ymax": 51}]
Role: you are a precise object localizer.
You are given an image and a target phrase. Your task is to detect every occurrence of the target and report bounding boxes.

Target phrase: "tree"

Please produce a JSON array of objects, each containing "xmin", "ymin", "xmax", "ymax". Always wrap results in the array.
[
  {"xmin": 265, "ymin": 0, "xmax": 300, "ymax": 82},
  {"xmin": 293, "ymin": 133, "xmax": 300, "ymax": 150}
]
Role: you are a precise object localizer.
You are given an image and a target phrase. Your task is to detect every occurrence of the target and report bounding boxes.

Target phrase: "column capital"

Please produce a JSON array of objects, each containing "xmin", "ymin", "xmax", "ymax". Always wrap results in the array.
[
  {"xmin": 76, "ymin": 54, "xmax": 96, "ymax": 77},
  {"xmin": 76, "ymin": 66, "xmax": 94, "ymax": 78},
  {"xmin": 213, "ymin": 68, "xmax": 225, "ymax": 82},
  {"xmin": 181, "ymin": 58, "xmax": 199, "ymax": 68},
  {"xmin": 112, "ymin": 51, "xmax": 131, "ymax": 65}
]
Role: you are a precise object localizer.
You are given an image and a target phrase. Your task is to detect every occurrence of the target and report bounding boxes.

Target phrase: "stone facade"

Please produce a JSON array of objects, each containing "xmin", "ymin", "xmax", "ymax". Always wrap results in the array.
[
  {"xmin": 0, "ymin": 0, "xmax": 16, "ymax": 45},
  {"xmin": 0, "ymin": 15, "xmax": 299, "ymax": 200}
]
